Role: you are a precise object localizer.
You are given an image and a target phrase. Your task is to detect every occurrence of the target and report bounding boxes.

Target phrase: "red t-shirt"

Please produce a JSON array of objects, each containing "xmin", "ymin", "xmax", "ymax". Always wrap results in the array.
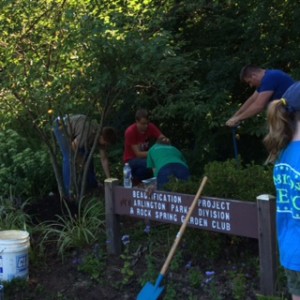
[{"xmin": 123, "ymin": 123, "xmax": 162, "ymax": 162}]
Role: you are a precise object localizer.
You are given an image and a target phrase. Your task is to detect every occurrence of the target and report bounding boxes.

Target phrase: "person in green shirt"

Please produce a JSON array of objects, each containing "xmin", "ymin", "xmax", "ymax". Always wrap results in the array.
[{"xmin": 147, "ymin": 137, "xmax": 190, "ymax": 190}]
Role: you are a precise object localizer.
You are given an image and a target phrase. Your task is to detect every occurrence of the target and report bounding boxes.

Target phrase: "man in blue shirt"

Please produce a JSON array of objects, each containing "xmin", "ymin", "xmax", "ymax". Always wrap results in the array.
[{"xmin": 226, "ymin": 65, "xmax": 295, "ymax": 127}]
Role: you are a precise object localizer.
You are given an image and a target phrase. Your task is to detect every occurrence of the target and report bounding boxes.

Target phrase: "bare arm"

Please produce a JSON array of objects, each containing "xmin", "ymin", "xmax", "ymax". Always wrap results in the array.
[
  {"xmin": 131, "ymin": 134, "xmax": 169, "ymax": 159},
  {"xmin": 232, "ymin": 91, "xmax": 258, "ymax": 117},
  {"xmin": 72, "ymin": 138, "xmax": 78, "ymax": 150},
  {"xmin": 131, "ymin": 144, "xmax": 148, "ymax": 158},
  {"xmin": 236, "ymin": 91, "xmax": 272, "ymax": 120},
  {"xmin": 226, "ymin": 91, "xmax": 272, "ymax": 127},
  {"xmin": 71, "ymin": 138, "xmax": 86, "ymax": 167},
  {"xmin": 100, "ymin": 148, "xmax": 110, "ymax": 178},
  {"xmin": 157, "ymin": 134, "xmax": 169, "ymax": 143}
]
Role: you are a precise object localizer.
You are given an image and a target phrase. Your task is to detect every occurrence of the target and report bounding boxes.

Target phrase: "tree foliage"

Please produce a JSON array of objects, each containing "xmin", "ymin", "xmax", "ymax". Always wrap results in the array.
[{"xmin": 1, "ymin": 0, "xmax": 300, "ymax": 197}]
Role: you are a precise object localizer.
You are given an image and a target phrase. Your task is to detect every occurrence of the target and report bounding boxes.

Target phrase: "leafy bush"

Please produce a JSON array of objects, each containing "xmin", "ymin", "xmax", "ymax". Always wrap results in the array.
[
  {"xmin": 204, "ymin": 159, "xmax": 275, "ymax": 201},
  {"xmin": 165, "ymin": 158, "xmax": 275, "ymax": 201},
  {"xmin": 0, "ymin": 129, "xmax": 55, "ymax": 198},
  {"xmin": 40, "ymin": 197, "xmax": 105, "ymax": 257},
  {"xmin": 0, "ymin": 197, "xmax": 32, "ymax": 230},
  {"xmin": 77, "ymin": 245, "xmax": 107, "ymax": 283}
]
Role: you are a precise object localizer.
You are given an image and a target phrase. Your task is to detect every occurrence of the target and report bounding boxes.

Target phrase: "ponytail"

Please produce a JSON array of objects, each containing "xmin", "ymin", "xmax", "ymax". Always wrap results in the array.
[{"xmin": 263, "ymin": 100, "xmax": 295, "ymax": 163}]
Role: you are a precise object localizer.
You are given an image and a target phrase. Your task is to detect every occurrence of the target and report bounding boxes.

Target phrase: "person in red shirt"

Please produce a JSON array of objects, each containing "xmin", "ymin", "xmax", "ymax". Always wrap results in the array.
[{"xmin": 123, "ymin": 109, "xmax": 169, "ymax": 182}]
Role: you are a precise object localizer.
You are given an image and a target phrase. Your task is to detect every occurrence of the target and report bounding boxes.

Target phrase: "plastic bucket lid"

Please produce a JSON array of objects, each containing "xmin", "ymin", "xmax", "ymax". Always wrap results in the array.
[{"xmin": 0, "ymin": 230, "xmax": 29, "ymax": 243}]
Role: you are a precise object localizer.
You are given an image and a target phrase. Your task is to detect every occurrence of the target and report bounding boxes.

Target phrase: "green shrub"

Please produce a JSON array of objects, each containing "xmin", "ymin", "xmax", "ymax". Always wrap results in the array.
[
  {"xmin": 40, "ymin": 197, "xmax": 105, "ymax": 257},
  {"xmin": 77, "ymin": 247, "xmax": 107, "ymax": 283},
  {"xmin": 138, "ymin": 240, "xmax": 160, "ymax": 287},
  {"xmin": 165, "ymin": 158, "xmax": 275, "ymax": 201},
  {"xmin": 120, "ymin": 245, "xmax": 135, "ymax": 285},
  {"xmin": 0, "ymin": 196, "xmax": 32, "ymax": 230},
  {"xmin": 188, "ymin": 268, "xmax": 203, "ymax": 288},
  {"xmin": 0, "ymin": 129, "xmax": 55, "ymax": 198},
  {"xmin": 204, "ymin": 159, "xmax": 275, "ymax": 201},
  {"xmin": 229, "ymin": 271, "xmax": 247, "ymax": 300}
]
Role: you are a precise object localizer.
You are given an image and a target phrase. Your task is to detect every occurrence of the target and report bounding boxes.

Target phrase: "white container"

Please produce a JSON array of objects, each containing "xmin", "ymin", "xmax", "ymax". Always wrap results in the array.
[
  {"xmin": 123, "ymin": 163, "xmax": 132, "ymax": 188},
  {"xmin": 142, "ymin": 177, "xmax": 157, "ymax": 194},
  {"xmin": 0, "ymin": 230, "xmax": 30, "ymax": 281},
  {"xmin": 142, "ymin": 177, "xmax": 157, "ymax": 189}
]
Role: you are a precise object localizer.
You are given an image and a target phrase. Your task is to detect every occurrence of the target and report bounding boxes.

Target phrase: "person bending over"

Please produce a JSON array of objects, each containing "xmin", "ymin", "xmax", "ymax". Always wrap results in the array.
[
  {"xmin": 54, "ymin": 114, "xmax": 116, "ymax": 196},
  {"xmin": 226, "ymin": 65, "xmax": 294, "ymax": 127},
  {"xmin": 147, "ymin": 137, "xmax": 190, "ymax": 190}
]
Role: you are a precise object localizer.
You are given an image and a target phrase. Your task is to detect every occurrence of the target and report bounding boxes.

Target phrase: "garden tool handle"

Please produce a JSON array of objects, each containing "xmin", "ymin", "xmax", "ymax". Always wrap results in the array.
[
  {"xmin": 160, "ymin": 176, "xmax": 208, "ymax": 276},
  {"xmin": 231, "ymin": 127, "xmax": 239, "ymax": 161}
]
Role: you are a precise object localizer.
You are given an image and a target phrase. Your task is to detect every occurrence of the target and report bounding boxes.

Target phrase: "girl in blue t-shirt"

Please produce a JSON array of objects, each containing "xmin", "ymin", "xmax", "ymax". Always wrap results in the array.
[{"xmin": 264, "ymin": 82, "xmax": 300, "ymax": 300}]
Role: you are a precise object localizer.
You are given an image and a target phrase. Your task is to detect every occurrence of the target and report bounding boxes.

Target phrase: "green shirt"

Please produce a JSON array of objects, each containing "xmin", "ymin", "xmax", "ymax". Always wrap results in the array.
[{"xmin": 147, "ymin": 143, "xmax": 188, "ymax": 176}]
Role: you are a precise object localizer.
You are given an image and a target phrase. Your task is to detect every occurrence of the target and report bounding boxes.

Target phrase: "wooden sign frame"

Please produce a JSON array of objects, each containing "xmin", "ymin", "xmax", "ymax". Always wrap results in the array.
[{"xmin": 105, "ymin": 178, "xmax": 277, "ymax": 296}]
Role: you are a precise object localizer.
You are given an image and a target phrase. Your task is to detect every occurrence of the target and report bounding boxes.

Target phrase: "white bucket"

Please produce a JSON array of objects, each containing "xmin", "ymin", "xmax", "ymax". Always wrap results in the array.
[{"xmin": 0, "ymin": 230, "xmax": 30, "ymax": 281}]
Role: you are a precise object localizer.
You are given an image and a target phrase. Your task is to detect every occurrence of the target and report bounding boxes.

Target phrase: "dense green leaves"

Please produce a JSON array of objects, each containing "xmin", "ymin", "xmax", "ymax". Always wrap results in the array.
[
  {"xmin": 1, "ymin": 0, "xmax": 300, "ymax": 196},
  {"xmin": 0, "ymin": 129, "xmax": 54, "ymax": 197}
]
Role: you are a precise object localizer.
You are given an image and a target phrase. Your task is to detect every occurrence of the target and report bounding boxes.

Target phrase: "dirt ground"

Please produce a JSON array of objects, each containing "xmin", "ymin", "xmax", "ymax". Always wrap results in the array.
[
  {"xmin": 9, "ymin": 241, "xmax": 261, "ymax": 300},
  {"xmin": 13, "ymin": 242, "xmax": 260, "ymax": 300},
  {"xmin": 27, "ymin": 253, "xmax": 138, "ymax": 300}
]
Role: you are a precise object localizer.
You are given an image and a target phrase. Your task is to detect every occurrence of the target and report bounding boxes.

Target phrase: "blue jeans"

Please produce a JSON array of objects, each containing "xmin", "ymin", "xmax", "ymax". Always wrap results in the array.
[
  {"xmin": 53, "ymin": 118, "xmax": 97, "ymax": 196},
  {"xmin": 128, "ymin": 158, "xmax": 153, "ymax": 181},
  {"xmin": 157, "ymin": 163, "xmax": 190, "ymax": 190}
]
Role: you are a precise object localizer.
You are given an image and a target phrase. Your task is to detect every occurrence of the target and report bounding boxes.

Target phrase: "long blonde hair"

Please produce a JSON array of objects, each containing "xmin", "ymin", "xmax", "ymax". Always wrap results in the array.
[{"xmin": 263, "ymin": 99, "xmax": 295, "ymax": 163}]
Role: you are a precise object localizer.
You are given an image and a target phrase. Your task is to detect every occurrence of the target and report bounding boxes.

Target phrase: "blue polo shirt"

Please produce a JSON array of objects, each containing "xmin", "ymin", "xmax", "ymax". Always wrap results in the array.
[{"xmin": 258, "ymin": 69, "xmax": 294, "ymax": 101}]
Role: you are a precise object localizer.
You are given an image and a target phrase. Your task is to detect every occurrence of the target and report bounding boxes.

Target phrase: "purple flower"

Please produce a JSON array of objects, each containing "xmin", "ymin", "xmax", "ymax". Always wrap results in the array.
[
  {"xmin": 205, "ymin": 271, "xmax": 215, "ymax": 276},
  {"xmin": 144, "ymin": 225, "xmax": 151, "ymax": 234},
  {"xmin": 121, "ymin": 235, "xmax": 130, "ymax": 246},
  {"xmin": 72, "ymin": 257, "xmax": 83, "ymax": 266},
  {"xmin": 185, "ymin": 260, "xmax": 192, "ymax": 270}
]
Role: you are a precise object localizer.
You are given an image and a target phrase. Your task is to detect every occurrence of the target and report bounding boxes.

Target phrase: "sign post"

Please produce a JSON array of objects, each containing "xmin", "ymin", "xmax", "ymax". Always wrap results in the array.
[
  {"xmin": 105, "ymin": 178, "xmax": 121, "ymax": 255},
  {"xmin": 257, "ymin": 194, "xmax": 277, "ymax": 296}
]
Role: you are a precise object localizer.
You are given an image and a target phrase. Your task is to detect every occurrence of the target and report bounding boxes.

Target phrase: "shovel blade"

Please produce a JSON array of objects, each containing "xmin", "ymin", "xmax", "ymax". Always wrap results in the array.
[{"xmin": 137, "ymin": 281, "xmax": 164, "ymax": 300}]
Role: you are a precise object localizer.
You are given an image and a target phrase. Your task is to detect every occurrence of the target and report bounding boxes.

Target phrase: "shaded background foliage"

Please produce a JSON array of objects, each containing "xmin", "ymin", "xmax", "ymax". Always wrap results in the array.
[
  {"xmin": 0, "ymin": 3, "xmax": 293, "ymax": 299},
  {"xmin": 1, "ymin": 0, "xmax": 300, "ymax": 196}
]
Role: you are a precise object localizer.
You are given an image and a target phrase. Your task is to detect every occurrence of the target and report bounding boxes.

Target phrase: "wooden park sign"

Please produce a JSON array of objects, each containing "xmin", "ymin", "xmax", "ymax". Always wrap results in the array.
[{"xmin": 105, "ymin": 178, "xmax": 277, "ymax": 296}]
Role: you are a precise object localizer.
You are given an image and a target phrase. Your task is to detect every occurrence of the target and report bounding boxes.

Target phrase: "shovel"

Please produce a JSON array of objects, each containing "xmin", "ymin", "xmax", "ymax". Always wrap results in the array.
[
  {"xmin": 137, "ymin": 176, "xmax": 208, "ymax": 300},
  {"xmin": 231, "ymin": 126, "xmax": 239, "ymax": 162}
]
